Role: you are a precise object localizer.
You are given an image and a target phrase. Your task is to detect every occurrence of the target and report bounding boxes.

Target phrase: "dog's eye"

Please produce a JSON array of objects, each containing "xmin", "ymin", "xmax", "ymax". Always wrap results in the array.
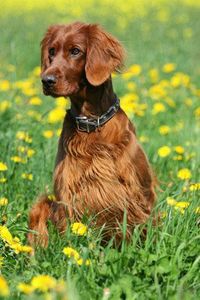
[
  {"xmin": 70, "ymin": 48, "xmax": 80, "ymax": 56},
  {"xmin": 49, "ymin": 48, "xmax": 55, "ymax": 56}
]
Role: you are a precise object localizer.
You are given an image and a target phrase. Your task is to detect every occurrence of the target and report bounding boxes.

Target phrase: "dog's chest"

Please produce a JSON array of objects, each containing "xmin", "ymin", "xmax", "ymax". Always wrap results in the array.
[{"xmin": 53, "ymin": 132, "xmax": 131, "ymax": 219}]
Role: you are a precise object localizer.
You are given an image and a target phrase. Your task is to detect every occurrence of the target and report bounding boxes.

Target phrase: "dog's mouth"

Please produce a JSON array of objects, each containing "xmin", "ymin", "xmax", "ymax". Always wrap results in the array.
[
  {"xmin": 42, "ymin": 86, "xmax": 61, "ymax": 97},
  {"xmin": 42, "ymin": 82, "xmax": 80, "ymax": 97}
]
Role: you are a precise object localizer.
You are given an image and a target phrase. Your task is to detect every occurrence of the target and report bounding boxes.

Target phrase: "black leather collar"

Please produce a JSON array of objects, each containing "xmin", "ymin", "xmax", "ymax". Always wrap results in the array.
[{"xmin": 69, "ymin": 97, "xmax": 120, "ymax": 133}]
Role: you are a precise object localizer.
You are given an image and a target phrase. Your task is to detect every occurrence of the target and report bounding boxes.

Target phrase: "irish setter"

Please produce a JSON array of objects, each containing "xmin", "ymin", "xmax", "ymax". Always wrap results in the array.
[{"xmin": 28, "ymin": 22, "xmax": 156, "ymax": 247}]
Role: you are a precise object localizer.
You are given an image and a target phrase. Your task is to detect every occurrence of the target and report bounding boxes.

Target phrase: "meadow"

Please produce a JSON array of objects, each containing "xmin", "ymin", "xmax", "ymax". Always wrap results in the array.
[{"xmin": 0, "ymin": 0, "xmax": 200, "ymax": 299}]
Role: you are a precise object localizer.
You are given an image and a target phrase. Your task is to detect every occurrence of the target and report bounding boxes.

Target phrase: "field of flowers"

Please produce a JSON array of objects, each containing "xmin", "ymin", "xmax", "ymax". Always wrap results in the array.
[{"xmin": 0, "ymin": 0, "xmax": 200, "ymax": 299}]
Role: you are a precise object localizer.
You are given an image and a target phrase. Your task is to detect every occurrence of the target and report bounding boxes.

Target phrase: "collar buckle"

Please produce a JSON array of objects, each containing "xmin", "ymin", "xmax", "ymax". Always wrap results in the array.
[{"xmin": 71, "ymin": 97, "xmax": 120, "ymax": 133}]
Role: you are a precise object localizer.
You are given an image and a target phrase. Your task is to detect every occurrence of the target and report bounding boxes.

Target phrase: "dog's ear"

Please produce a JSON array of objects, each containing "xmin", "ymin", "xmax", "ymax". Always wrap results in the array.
[
  {"xmin": 85, "ymin": 24, "xmax": 125, "ymax": 86},
  {"xmin": 40, "ymin": 25, "xmax": 60, "ymax": 72}
]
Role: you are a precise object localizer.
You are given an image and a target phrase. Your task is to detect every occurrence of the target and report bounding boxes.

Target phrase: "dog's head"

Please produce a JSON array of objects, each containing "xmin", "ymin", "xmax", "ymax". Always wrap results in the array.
[{"xmin": 41, "ymin": 22, "xmax": 125, "ymax": 97}]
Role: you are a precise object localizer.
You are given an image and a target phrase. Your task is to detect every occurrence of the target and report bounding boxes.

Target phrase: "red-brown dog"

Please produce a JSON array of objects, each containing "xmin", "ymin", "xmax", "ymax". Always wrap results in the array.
[{"xmin": 28, "ymin": 22, "xmax": 156, "ymax": 247}]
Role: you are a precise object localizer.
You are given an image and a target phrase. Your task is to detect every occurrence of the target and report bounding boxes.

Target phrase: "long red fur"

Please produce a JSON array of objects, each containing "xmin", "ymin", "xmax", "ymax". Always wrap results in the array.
[{"xmin": 28, "ymin": 22, "xmax": 156, "ymax": 246}]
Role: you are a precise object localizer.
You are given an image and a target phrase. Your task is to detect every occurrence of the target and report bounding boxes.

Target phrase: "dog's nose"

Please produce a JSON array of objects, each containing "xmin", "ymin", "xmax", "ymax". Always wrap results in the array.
[{"xmin": 41, "ymin": 75, "xmax": 57, "ymax": 87}]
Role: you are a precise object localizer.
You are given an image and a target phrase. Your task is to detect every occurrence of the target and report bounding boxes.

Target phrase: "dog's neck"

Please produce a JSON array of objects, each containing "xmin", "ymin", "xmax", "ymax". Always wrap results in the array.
[{"xmin": 69, "ymin": 77, "xmax": 116, "ymax": 118}]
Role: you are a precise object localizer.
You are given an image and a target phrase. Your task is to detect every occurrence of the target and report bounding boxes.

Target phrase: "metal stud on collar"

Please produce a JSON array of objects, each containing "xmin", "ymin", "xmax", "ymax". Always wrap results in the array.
[{"xmin": 70, "ymin": 97, "xmax": 120, "ymax": 133}]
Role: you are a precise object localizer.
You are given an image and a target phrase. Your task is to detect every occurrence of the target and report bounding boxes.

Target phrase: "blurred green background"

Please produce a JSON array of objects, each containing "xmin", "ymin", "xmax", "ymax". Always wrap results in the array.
[
  {"xmin": 0, "ymin": 0, "xmax": 200, "ymax": 78},
  {"xmin": 0, "ymin": 1, "xmax": 200, "ymax": 299}
]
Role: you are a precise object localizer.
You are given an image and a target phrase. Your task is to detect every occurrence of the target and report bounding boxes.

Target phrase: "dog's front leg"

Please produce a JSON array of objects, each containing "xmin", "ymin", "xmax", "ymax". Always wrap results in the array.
[{"xmin": 28, "ymin": 195, "xmax": 66, "ymax": 247}]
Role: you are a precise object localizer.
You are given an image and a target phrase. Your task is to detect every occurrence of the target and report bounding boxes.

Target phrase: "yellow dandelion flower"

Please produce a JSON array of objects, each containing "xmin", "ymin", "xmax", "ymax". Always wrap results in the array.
[
  {"xmin": 171, "ymin": 72, "xmax": 190, "ymax": 88},
  {"xmin": 0, "ymin": 197, "xmax": 8, "ymax": 206},
  {"xmin": 0, "ymin": 80, "xmax": 10, "ymax": 91},
  {"xmin": 0, "ymin": 162, "xmax": 8, "ymax": 171},
  {"xmin": 9, "ymin": 237, "xmax": 33, "ymax": 254},
  {"xmin": 11, "ymin": 156, "xmax": 25, "ymax": 163},
  {"xmin": 85, "ymin": 259, "xmax": 91, "ymax": 266},
  {"xmin": 170, "ymin": 75, "xmax": 181, "ymax": 88},
  {"xmin": 16, "ymin": 131, "xmax": 32, "ymax": 143},
  {"xmin": 0, "ymin": 100, "xmax": 11, "ymax": 112},
  {"xmin": 189, "ymin": 183, "xmax": 200, "ymax": 191},
  {"xmin": 128, "ymin": 64, "xmax": 142, "ymax": 76},
  {"xmin": 162, "ymin": 63, "xmax": 176, "ymax": 73},
  {"xmin": 174, "ymin": 146, "xmax": 185, "ymax": 154},
  {"xmin": 122, "ymin": 71, "xmax": 133, "ymax": 80},
  {"xmin": 158, "ymin": 146, "xmax": 171, "ymax": 157},
  {"xmin": 76, "ymin": 258, "xmax": 91, "ymax": 266},
  {"xmin": 71, "ymin": 222, "xmax": 87, "ymax": 236},
  {"xmin": 18, "ymin": 283, "xmax": 35, "ymax": 295},
  {"xmin": 47, "ymin": 107, "xmax": 65, "ymax": 123},
  {"xmin": 16, "ymin": 131, "xmax": 25, "ymax": 140},
  {"xmin": 63, "ymin": 247, "xmax": 80, "ymax": 260},
  {"xmin": 120, "ymin": 93, "xmax": 139, "ymax": 104},
  {"xmin": 31, "ymin": 275, "xmax": 57, "ymax": 292},
  {"xmin": 56, "ymin": 97, "xmax": 67, "ymax": 107},
  {"xmin": 14, "ymin": 80, "xmax": 32, "ymax": 90},
  {"xmin": 149, "ymin": 84, "xmax": 166, "ymax": 100},
  {"xmin": 21, "ymin": 173, "xmax": 33, "ymax": 181},
  {"xmin": 32, "ymin": 66, "xmax": 41, "ymax": 77},
  {"xmin": 29, "ymin": 97, "xmax": 42, "ymax": 106},
  {"xmin": 22, "ymin": 87, "xmax": 37, "ymax": 96},
  {"xmin": 152, "ymin": 103, "xmax": 166, "ymax": 115},
  {"xmin": 159, "ymin": 125, "xmax": 170, "ymax": 135},
  {"xmin": 194, "ymin": 107, "xmax": 200, "ymax": 118},
  {"xmin": 25, "ymin": 137, "xmax": 32, "ymax": 143},
  {"xmin": 76, "ymin": 258, "xmax": 83, "ymax": 265},
  {"xmin": 13, "ymin": 236, "xmax": 20, "ymax": 243},
  {"xmin": 27, "ymin": 149, "xmax": 35, "ymax": 157},
  {"xmin": 0, "ymin": 177, "xmax": 7, "ymax": 183},
  {"xmin": 177, "ymin": 168, "xmax": 192, "ymax": 180},
  {"xmin": 190, "ymin": 182, "xmax": 199, "ymax": 190},
  {"xmin": 121, "ymin": 99, "xmax": 146, "ymax": 117},
  {"xmin": 17, "ymin": 146, "xmax": 26, "ymax": 153},
  {"xmin": 173, "ymin": 155, "xmax": 183, "ymax": 161},
  {"xmin": 43, "ymin": 130, "xmax": 54, "ymax": 139},
  {"xmin": 175, "ymin": 202, "xmax": 190, "ymax": 209},
  {"xmin": 0, "ymin": 225, "xmax": 13, "ymax": 244},
  {"xmin": 19, "ymin": 245, "xmax": 33, "ymax": 253},
  {"xmin": 17, "ymin": 146, "xmax": 35, "ymax": 157},
  {"xmin": 166, "ymin": 197, "xmax": 177, "ymax": 206},
  {"xmin": 0, "ymin": 276, "xmax": 10, "ymax": 297}
]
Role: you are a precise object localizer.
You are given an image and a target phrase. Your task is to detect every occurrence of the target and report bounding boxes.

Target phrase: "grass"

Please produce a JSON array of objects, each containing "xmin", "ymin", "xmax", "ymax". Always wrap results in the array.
[{"xmin": 0, "ymin": 0, "xmax": 200, "ymax": 299}]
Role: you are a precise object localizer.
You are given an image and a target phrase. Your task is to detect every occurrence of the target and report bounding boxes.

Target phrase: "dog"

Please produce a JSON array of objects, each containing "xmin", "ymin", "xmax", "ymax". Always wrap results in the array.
[{"xmin": 28, "ymin": 22, "xmax": 156, "ymax": 247}]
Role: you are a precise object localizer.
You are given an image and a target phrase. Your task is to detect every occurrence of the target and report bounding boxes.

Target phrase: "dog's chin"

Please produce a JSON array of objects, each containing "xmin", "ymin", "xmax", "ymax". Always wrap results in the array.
[
  {"xmin": 42, "ymin": 83, "xmax": 80, "ymax": 98},
  {"xmin": 43, "ymin": 89, "xmax": 65, "ymax": 98}
]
